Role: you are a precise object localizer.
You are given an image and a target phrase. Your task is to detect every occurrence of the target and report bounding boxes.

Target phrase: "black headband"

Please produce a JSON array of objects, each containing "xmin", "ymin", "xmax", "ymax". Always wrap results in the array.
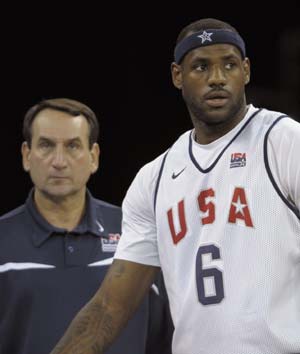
[{"xmin": 174, "ymin": 29, "xmax": 246, "ymax": 64}]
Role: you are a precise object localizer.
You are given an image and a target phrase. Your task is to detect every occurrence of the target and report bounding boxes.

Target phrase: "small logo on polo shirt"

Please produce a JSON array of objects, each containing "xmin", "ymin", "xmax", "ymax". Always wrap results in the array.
[
  {"xmin": 101, "ymin": 233, "xmax": 121, "ymax": 253},
  {"xmin": 96, "ymin": 220, "xmax": 104, "ymax": 232}
]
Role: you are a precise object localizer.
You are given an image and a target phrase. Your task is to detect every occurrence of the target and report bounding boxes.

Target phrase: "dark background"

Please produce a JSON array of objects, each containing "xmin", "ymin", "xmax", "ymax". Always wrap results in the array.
[{"xmin": 1, "ymin": 5, "xmax": 300, "ymax": 214}]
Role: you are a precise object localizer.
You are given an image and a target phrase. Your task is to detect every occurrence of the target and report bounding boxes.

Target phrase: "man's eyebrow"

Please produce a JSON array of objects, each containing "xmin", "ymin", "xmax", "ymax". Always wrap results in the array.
[
  {"xmin": 37, "ymin": 136, "xmax": 82, "ymax": 142},
  {"xmin": 221, "ymin": 54, "xmax": 240, "ymax": 60},
  {"xmin": 37, "ymin": 136, "xmax": 54, "ymax": 142},
  {"xmin": 66, "ymin": 137, "xmax": 81, "ymax": 142}
]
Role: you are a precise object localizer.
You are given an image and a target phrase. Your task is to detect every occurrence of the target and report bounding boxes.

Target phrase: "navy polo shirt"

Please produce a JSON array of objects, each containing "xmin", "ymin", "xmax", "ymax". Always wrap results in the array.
[{"xmin": 0, "ymin": 189, "xmax": 149, "ymax": 354}]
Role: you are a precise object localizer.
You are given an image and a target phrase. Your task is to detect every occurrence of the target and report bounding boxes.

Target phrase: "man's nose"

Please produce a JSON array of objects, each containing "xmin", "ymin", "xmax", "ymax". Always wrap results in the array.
[
  {"xmin": 51, "ymin": 146, "xmax": 68, "ymax": 169},
  {"xmin": 207, "ymin": 65, "xmax": 226, "ymax": 87}
]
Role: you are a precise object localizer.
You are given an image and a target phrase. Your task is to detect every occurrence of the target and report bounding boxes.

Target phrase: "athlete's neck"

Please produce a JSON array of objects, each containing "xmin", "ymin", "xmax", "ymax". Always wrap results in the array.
[{"xmin": 194, "ymin": 105, "xmax": 249, "ymax": 145}]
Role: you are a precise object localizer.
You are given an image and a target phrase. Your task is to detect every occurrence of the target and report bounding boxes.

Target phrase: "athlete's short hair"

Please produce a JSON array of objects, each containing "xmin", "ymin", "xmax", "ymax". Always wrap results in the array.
[{"xmin": 23, "ymin": 98, "xmax": 99, "ymax": 148}]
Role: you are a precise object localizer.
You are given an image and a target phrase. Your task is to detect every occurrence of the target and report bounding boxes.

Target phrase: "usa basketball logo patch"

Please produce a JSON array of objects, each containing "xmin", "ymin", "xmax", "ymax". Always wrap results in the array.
[
  {"xmin": 230, "ymin": 152, "xmax": 246, "ymax": 168},
  {"xmin": 101, "ymin": 233, "xmax": 121, "ymax": 252}
]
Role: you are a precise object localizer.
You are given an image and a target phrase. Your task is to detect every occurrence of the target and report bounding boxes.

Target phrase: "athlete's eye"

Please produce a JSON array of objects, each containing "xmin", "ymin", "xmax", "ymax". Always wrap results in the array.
[
  {"xmin": 194, "ymin": 63, "xmax": 207, "ymax": 72},
  {"xmin": 225, "ymin": 62, "xmax": 236, "ymax": 70}
]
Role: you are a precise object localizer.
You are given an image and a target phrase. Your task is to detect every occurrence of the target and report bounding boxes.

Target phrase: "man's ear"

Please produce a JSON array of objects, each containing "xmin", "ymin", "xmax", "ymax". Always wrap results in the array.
[
  {"xmin": 243, "ymin": 57, "xmax": 251, "ymax": 85},
  {"xmin": 21, "ymin": 141, "xmax": 31, "ymax": 172},
  {"xmin": 90, "ymin": 143, "xmax": 100, "ymax": 174},
  {"xmin": 171, "ymin": 62, "xmax": 183, "ymax": 89}
]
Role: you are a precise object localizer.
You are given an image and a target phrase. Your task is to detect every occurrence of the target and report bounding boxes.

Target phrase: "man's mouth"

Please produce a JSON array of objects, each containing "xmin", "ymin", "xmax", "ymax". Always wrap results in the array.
[{"xmin": 205, "ymin": 91, "xmax": 230, "ymax": 107}]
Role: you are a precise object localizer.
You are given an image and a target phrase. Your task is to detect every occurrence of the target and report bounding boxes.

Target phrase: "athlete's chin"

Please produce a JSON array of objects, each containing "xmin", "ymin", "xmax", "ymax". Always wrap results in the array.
[
  {"xmin": 205, "ymin": 101, "xmax": 230, "ymax": 112},
  {"xmin": 202, "ymin": 107, "xmax": 232, "ymax": 124}
]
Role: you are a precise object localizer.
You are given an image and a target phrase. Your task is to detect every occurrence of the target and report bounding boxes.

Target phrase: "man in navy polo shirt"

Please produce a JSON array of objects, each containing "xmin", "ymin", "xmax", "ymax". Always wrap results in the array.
[{"xmin": 0, "ymin": 98, "xmax": 173, "ymax": 354}]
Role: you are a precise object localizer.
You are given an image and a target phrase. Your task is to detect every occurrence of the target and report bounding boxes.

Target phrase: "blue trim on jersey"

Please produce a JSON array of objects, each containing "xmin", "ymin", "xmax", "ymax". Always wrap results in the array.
[
  {"xmin": 189, "ymin": 108, "xmax": 263, "ymax": 173},
  {"xmin": 263, "ymin": 115, "xmax": 300, "ymax": 220},
  {"xmin": 154, "ymin": 151, "xmax": 170, "ymax": 212}
]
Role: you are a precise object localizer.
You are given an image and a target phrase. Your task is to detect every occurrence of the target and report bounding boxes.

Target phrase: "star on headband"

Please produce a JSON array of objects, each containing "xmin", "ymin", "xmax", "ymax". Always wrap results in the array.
[{"xmin": 197, "ymin": 31, "xmax": 213, "ymax": 44}]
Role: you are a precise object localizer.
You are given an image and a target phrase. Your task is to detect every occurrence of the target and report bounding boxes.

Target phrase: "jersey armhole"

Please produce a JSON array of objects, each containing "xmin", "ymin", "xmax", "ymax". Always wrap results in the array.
[
  {"xmin": 263, "ymin": 115, "xmax": 300, "ymax": 220},
  {"xmin": 153, "ymin": 150, "xmax": 170, "ymax": 213}
]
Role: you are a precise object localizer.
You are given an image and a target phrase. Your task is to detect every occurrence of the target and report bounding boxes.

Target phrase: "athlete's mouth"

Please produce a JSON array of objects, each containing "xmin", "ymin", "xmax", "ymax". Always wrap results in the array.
[{"xmin": 205, "ymin": 90, "xmax": 230, "ymax": 107}]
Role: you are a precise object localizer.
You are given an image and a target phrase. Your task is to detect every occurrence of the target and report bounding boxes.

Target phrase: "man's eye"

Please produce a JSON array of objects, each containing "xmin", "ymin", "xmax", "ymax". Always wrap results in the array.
[
  {"xmin": 39, "ymin": 141, "xmax": 52, "ymax": 149},
  {"xmin": 195, "ymin": 64, "xmax": 207, "ymax": 71},
  {"xmin": 68, "ymin": 142, "xmax": 80, "ymax": 150},
  {"xmin": 225, "ymin": 63, "xmax": 236, "ymax": 70}
]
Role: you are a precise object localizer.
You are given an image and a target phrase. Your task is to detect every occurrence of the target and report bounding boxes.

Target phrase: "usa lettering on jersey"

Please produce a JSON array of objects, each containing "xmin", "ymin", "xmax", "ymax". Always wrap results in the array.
[{"xmin": 167, "ymin": 186, "xmax": 253, "ymax": 245}]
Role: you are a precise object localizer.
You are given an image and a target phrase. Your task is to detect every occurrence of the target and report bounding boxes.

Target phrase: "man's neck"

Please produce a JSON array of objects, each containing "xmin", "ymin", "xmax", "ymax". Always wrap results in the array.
[
  {"xmin": 34, "ymin": 189, "xmax": 86, "ymax": 231},
  {"xmin": 193, "ymin": 104, "xmax": 249, "ymax": 145}
]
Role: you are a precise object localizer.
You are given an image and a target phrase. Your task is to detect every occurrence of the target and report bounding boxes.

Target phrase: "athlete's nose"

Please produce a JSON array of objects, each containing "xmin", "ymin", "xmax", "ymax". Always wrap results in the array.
[{"xmin": 207, "ymin": 65, "xmax": 226, "ymax": 87}]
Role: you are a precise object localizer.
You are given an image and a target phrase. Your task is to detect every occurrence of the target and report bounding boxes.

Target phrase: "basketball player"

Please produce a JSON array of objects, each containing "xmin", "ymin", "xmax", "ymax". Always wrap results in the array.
[{"xmin": 51, "ymin": 18, "xmax": 300, "ymax": 354}]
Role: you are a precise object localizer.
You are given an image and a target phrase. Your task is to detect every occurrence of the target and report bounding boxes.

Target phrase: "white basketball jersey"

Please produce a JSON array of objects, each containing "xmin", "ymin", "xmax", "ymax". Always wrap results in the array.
[{"xmin": 115, "ymin": 105, "xmax": 300, "ymax": 354}]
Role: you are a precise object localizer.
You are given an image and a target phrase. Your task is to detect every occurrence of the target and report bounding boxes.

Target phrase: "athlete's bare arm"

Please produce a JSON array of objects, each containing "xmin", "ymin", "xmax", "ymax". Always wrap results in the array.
[{"xmin": 50, "ymin": 259, "xmax": 159, "ymax": 354}]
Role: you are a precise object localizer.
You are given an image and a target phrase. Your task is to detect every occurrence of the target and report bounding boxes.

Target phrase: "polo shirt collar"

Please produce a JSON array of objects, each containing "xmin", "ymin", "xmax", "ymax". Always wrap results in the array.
[{"xmin": 26, "ymin": 189, "xmax": 106, "ymax": 247}]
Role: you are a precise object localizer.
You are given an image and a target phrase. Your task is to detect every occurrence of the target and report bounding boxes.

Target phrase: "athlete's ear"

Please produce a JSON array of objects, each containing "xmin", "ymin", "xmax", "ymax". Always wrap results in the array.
[
  {"xmin": 243, "ymin": 57, "xmax": 251, "ymax": 85},
  {"xmin": 171, "ymin": 62, "xmax": 183, "ymax": 89}
]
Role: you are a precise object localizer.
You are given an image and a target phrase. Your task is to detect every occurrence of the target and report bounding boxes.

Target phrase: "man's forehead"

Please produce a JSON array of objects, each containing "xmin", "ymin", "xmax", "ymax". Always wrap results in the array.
[
  {"xmin": 34, "ymin": 108, "xmax": 85, "ymax": 121},
  {"xmin": 31, "ymin": 110, "xmax": 89, "ymax": 140},
  {"xmin": 33, "ymin": 110, "xmax": 87, "ymax": 128}
]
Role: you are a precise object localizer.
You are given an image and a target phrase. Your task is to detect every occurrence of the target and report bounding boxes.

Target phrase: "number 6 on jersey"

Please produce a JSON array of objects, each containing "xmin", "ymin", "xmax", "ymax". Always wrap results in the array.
[{"xmin": 196, "ymin": 244, "xmax": 224, "ymax": 305}]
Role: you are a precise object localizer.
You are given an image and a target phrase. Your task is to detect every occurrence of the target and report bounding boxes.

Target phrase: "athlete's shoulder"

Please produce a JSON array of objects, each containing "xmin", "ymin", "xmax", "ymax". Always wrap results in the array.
[
  {"xmin": 266, "ymin": 114, "xmax": 300, "ymax": 167},
  {"xmin": 257, "ymin": 106, "xmax": 300, "ymax": 138},
  {"xmin": 269, "ymin": 114, "xmax": 300, "ymax": 135},
  {"xmin": 246, "ymin": 105, "xmax": 298, "ymax": 138},
  {"xmin": 124, "ymin": 130, "xmax": 192, "ymax": 209},
  {"xmin": 128, "ymin": 152, "xmax": 169, "ymax": 202},
  {"xmin": 137, "ymin": 130, "xmax": 192, "ymax": 181},
  {"xmin": 255, "ymin": 106, "xmax": 290, "ymax": 123}
]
